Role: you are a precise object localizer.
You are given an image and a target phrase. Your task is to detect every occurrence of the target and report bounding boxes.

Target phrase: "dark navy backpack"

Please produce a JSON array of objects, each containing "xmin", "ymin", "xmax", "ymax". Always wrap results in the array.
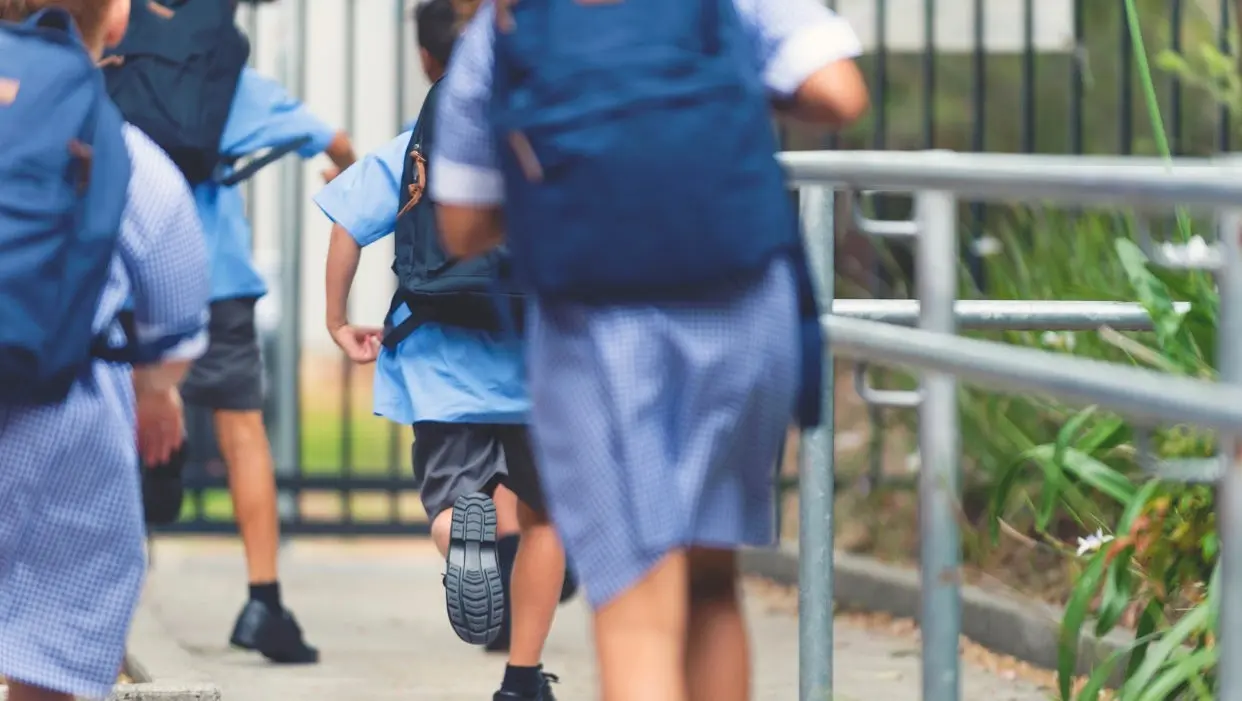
[
  {"xmin": 384, "ymin": 80, "xmax": 523, "ymax": 348},
  {"xmin": 490, "ymin": 0, "xmax": 823, "ymax": 426},
  {"xmin": 0, "ymin": 8, "xmax": 133, "ymax": 404},
  {"xmin": 101, "ymin": 0, "xmax": 250, "ymax": 185},
  {"xmin": 490, "ymin": 0, "xmax": 801, "ymax": 302}
]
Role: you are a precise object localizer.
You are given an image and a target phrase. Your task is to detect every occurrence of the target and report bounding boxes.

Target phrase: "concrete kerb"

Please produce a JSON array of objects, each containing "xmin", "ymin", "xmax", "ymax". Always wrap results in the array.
[
  {"xmin": 107, "ymin": 587, "xmax": 222, "ymax": 701},
  {"xmin": 741, "ymin": 544, "xmax": 1134, "ymax": 687},
  {"xmin": 0, "ymin": 596, "xmax": 219, "ymax": 701}
]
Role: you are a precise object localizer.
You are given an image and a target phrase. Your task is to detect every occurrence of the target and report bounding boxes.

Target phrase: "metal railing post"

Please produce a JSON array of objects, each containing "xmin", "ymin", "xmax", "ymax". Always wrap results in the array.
[
  {"xmin": 273, "ymin": 0, "xmax": 306, "ymax": 524},
  {"xmin": 915, "ymin": 189, "xmax": 962, "ymax": 701},
  {"xmin": 1217, "ymin": 205, "xmax": 1242, "ymax": 700},
  {"xmin": 798, "ymin": 185, "xmax": 836, "ymax": 701}
]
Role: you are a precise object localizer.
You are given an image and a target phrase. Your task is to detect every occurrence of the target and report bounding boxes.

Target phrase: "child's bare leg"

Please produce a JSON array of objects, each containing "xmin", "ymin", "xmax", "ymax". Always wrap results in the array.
[
  {"xmin": 593, "ymin": 551, "xmax": 690, "ymax": 701},
  {"xmin": 685, "ymin": 548, "xmax": 749, "ymax": 701},
  {"xmin": 6, "ymin": 679, "xmax": 72, "ymax": 701},
  {"xmin": 506, "ymin": 500, "xmax": 563, "ymax": 666},
  {"xmin": 493, "ymin": 484, "xmax": 521, "ymax": 537},
  {"xmin": 430, "ymin": 508, "xmax": 453, "ymax": 556}
]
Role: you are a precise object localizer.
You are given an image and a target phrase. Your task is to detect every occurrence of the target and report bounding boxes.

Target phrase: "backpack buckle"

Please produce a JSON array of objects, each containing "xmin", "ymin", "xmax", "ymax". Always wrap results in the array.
[
  {"xmin": 507, "ymin": 131, "xmax": 543, "ymax": 182},
  {"xmin": 397, "ymin": 148, "xmax": 427, "ymax": 217}
]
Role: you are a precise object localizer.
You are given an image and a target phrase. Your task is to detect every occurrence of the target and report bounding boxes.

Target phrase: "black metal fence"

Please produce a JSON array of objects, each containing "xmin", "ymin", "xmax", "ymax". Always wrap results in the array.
[{"xmin": 161, "ymin": 0, "xmax": 1241, "ymax": 536}]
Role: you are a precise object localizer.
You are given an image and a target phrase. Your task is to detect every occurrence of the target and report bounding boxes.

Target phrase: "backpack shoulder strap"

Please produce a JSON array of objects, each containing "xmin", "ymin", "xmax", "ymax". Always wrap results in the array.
[{"xmin": 396, "ymin": 80, "xmax": 444, "ymax": 218}]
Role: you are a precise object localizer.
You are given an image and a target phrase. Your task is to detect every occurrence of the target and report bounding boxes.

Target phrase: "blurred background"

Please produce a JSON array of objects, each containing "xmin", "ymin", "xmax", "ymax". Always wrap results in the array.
[{"xmin": 173, "ymin": 0, "xmax": 1237, "ymax": 570}]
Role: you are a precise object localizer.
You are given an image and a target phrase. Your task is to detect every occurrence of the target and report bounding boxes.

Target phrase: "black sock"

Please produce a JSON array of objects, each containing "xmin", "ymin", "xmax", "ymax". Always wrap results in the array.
[
  {"xmin": 249, "ymin": 582, "xmax": 281, "ymax": 610},
  {"xmin": 560, "ymin": 564, "xmax": 579, "ymax": 603},
  {"xmin": 502, "ymin": 664, "xmax": 543, "ymax": 695},
  {"xmin": 497, "ymin": 534, "xmax": 520, "ymax": 589}
]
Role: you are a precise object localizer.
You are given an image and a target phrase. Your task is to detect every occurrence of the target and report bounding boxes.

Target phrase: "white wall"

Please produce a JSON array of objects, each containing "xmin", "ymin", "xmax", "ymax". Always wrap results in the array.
[
  {"xmin": 831, "ymin": 0, "xmax": 1074, "ymax": 53},
  {"xmin": 238, "ymin": 0, "xmax": 430, "ymax": 354}
]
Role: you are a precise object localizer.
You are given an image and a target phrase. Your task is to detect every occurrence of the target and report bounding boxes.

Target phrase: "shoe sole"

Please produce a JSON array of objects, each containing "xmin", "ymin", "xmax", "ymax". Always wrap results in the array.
[{"xmin": 445, "ymin": 493, "xmax": 505, "ymax": 645}]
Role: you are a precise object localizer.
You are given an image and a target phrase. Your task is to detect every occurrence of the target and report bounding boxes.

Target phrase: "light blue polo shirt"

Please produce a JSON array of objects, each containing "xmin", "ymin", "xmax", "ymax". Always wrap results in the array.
[
  {"xmin": 198, "ymin": 68, "xmax": 338, "ymax": 302},
  {"xmin": 313, "ymin": 130, "xmax": 529, "ymax": 426}
]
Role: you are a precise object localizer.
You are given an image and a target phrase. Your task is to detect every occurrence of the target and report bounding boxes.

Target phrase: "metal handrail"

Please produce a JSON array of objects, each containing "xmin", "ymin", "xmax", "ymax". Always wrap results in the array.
[
  {"xmin": 790, "ymin": 152, "xmax": 1242, "ymax": 701},
  {"xmin": 781, "ymin": 150, "xmax": 1242, "ymax": 208}
]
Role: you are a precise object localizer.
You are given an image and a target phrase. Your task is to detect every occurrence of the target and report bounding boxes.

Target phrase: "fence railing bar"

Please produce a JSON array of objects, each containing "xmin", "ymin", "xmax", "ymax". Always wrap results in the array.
[
  {"xmin": 849, "ymin": 190, "xmax": 920, "ymax": 238},
  {"xmin": 823, "ymin": 315, "xmax": 1242, "ymax": 433},
  {"xmin": 797, "ymin": 186, "xmax": 836, "ymax": 701},
  {"xmin": 914, "ymin": 190, "xmax": 963, "ymax": 701},
  {"xmin": 1214, "ymin": 207, "xmax": 1242, "ymax": 700},
  {"xmin": 832, "ymin": 299, "xmax": 1188, "ymax": 330},
  {"xmin": 854, "ymin": 363, "xmax": 923, "ymax": 407},
  {"xmin": 780, "ymin": 151, "xmax": 1242, "ymax": 208}
]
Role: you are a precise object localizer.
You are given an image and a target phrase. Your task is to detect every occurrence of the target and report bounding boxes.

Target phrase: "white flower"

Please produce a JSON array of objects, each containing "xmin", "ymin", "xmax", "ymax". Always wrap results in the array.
[
  {"xmin": 1041, "ymin": 331, "xmax": 1076, "ymax": 351},
  {"xmin": 1159, "ymin": 235, "xmax": 1219, "ymax": 267},
  {"xmin": 1076, "ymin": 528, "xmax": 1115, "ymax": 557},
  {"xmin": 972, "ymin": 236, "xmax": 1002, "ymax": 257},
  {"xmin": 904, "ymin": 452, "xmax": 920, "ymax": 473}
]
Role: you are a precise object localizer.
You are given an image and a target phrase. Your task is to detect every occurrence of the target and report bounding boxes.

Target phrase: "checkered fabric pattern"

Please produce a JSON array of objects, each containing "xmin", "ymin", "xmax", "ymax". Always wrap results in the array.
[
  {"xmin": 427, "ymin": 0, "xmax": 863, "ymax": 608},
  {"xmin": 527, "ymin": 260, "xmax": 801, "ymax": 608},
  {"xmin": 0, "ymin": 125, "xmax": 209, "ymax": 699}
]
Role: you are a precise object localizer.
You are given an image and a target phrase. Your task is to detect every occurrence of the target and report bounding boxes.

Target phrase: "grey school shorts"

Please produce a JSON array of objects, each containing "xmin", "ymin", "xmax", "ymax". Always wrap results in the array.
[
  {"xmin": 412, "ymin": 422, "xmax": 547, "ymax": 523},
  {"xmin": 180, "ymin": 297, "xmax": 265, "ymax": 412}
]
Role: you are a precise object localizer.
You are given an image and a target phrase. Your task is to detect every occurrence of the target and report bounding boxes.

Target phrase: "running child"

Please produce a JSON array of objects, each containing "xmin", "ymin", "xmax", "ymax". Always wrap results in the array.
[
  {"xmin": 431, "ymin": 1, "xmax": 869, "ymax": 700},
  {"xmin": 316, "ymin": 1, "xmax": 572, "ymax": 698},
  {"xmin": 101, "ymin": 1, "xmax": 358, "ymax": 661},
  {"xmin": 0, "ymin": 1, "xmax": 212, "ymax": 699}
]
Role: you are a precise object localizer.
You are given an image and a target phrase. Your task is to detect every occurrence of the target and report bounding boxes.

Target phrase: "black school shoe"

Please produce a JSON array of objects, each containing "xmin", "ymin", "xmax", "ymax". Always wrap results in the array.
[
  {"xmin": 141, "ymin": 443, "xmax": 187, "ymax": 526},
  {"xmin": 229, "ymin": 600, "xmax": 320, "ymax": 664},
  {"xmin": 494, "ymin": 672, "xmax": 560, "ymax": 701},
  {"xmin": 445, "ymin": 493, "xmax": 506, "ymax": 645}
]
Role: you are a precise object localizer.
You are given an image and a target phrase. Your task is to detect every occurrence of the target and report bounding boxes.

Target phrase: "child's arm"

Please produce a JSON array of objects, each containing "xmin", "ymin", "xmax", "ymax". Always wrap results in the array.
[
  {"xmin": 119, "ymin": 127, "xmax": 212, "ymax": 464},
  {"xmin": 430, "ymin": 7, "xmax": 506, "ymax": 258},
  {"xmin": 120, "ymin": 131, "xmax": 211, "ymax": 365},
  {"xmin": 223, "ymin": 69, "xmax": 351, "ymax": 177},
  {"xmin": 322, "ymin": 131, "xmax": 358, "ymax": 180},
  {"xmin": 324, "ymin": 223, "xmax": 380, "ymax": 363},
  {"xmin": 314, "ymin": 130, "xmax": 413, "ymax": 362},
  {"xmin": 746, "ymin": 0, "xmax": 869, "ymax": 129},
  {"xmin": 775, "ymin": 60, "xmax": 868, "ymax": 128}
]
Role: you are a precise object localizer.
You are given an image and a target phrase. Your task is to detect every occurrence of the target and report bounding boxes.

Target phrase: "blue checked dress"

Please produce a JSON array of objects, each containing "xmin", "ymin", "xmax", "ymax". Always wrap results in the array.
[
  {"xmin": 0, "ymin": 125, "xmax": 210, "ymax": 699},
  {"xmin": 429, "ymin": 0, "xmax": 863, "ymax": 607}
]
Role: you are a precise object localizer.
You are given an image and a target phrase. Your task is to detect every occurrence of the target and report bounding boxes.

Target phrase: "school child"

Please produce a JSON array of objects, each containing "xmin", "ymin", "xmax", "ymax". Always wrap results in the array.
[
  {"xmin": 316, "ymin": 0, "xmax": 572, "ymax": 696},
  {"xmin": 431, "ymin": 1, "xmax": 869, "ymax": 700},
  {"xmin": 0, "ymin": 1, "xmax": 212, "ymax": 699},
  {"xmin": 100, "ymin": 0, "xmax": 358, "ymax": 664}
]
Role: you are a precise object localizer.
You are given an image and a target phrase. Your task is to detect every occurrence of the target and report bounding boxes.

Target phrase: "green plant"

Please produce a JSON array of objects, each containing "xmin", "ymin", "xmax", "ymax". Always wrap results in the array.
[{"xmin": 985, "ymin": 235, "xmax": 1220, "ymax": 699}]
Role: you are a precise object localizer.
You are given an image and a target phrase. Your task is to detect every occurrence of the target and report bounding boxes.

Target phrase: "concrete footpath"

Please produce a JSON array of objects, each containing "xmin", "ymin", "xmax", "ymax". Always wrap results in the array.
[{"xmin": 142, "ymin": 538, "xmax": 1051, "ymax": 701}]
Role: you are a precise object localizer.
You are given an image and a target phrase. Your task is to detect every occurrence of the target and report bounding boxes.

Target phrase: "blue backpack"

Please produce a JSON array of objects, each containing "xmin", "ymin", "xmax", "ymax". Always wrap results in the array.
[
  {"xmin": 490, "ymin": 0, "xmax": 801, "ymax": 301},
  {"xmin": 490, "ymin": 0, "xmax": 823, "ymax": 426},
  {"xmin": 103, "ymin": 0, "xmax": 303, "ymax": 187},
  {"xmin": 0, "ymin": 8, "xmax": 133, "ymax": 404},
  {"xmin": 385, "ymin": 80, "xmax": 524, "ymax": 348}
]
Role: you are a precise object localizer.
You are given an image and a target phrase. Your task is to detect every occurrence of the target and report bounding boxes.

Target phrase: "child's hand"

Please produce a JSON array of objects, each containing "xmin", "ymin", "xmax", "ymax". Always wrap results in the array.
[
  {"xmin": 321, "ymin": 166, "xmax": 341, "ymax": 184},
  {"xmin": 135, "ymin": 386, "xmax": 185, "ymax": 467},
  {"xmin": 330, "ymin": 323, "xmax": 383, "ymax": 364}
]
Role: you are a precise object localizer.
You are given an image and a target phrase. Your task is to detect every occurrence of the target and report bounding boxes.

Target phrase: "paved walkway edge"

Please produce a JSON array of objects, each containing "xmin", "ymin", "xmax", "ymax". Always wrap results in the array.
[
  {"xmin": 0, "ymin": 594, "xmax": 220, "ymax": 701},
  {"xmin": 740, "ymin": 544, "xmax": 1134, "ymax": 686},
  {"xmin": 112, "ymin": 586, "xmax": 222, "ymax": 701}
]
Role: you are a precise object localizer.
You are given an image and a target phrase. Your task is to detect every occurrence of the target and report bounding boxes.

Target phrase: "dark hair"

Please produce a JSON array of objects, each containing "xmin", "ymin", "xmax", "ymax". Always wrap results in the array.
[
  {"xmin": 414, "ymin": 0, "xmax": 457, "ymax": 68},
  {"xmin": 0, "ymin": 0, "xmax": 112, "ymax": 43}
]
